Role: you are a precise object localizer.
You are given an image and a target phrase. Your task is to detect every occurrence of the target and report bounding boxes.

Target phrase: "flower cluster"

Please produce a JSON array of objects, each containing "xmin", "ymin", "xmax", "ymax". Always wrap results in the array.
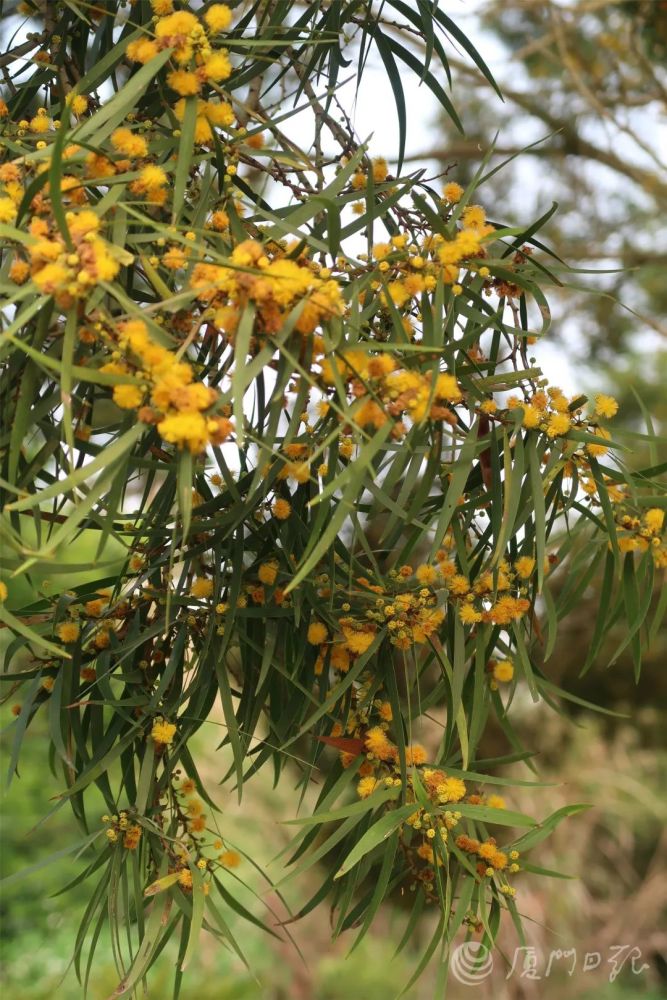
[{"xmin": 104, "ymin": 319, "xmax": 234, "ymax": 453}]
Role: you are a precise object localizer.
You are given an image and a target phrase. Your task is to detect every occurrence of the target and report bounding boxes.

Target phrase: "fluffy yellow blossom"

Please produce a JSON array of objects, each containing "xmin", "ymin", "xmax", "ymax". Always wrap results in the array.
[
  {"xmin": 546, "ymin": 413, "xmax": 571, "ymax": 438},
  {"xmin": 110, "ymin": 128, "xmax": 148, "ymax": 158},
  {"xmin": 0, "ymin": 197, "xmax": 17, "ymax": 223},
  {"xmin": 56, "ymin": 622, "xmax": 80, "ymax": 643},
  {"xmin": 357, "ymin": 776, "xmax": 379, "ymax": 798},
  {"xmin": 307, "ymin": 621, "xmax": 328, "ymax": 645},
  {"xmin": 151, "ymin": 717, "xmax": 177, "ymax": 746},
  {"xmin": 594, "ymin": 394, "xmax": 618, "ymax": 419},
  {"xmin": 436, "ymin": 777, "xmax": 466, "ymax": 803},
  {"xmin": 205, "ymin": 3, "xmax": 233, "ymax": 32},
  {"xmin": 443, "ymin": 182, "xmax": 464, "ymax": 203},
  {"xmin": 644, "ymin": 508, "xmax": 664, "ymax": 533},
  {"xmin": 0, "ymin": 581, "xmax": 7, "ymax": 602},
  {"xmin": 219, "ymin": 849, "xmax": 241, "ymax": 867},
  {"xmin": 365, "ymin": 726, "xmax": 396, "ymax": 761},
  {"xmin": 514, "ymin": 556, "xmax": 535, "ymax": 579},
  {"xmin": 203, "ymin": 51, "xmax": 232, "ymax": 82},
  {"xmin": 487, "ymin": 795, "xmax": 506, "ymax": 810},
  {"xmin": 191, "ymin": 578, "xmax": 214, "ymax": 599},
  {"xmin": 492, "ymin": 660, "xmax": 514, "ymax": 683},
  {"xmin": 271, "ymin": 498, "xmax": 291, "ymax": 520}
]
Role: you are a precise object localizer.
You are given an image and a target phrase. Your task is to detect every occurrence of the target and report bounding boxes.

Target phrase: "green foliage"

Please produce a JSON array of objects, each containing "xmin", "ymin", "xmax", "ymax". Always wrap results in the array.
[{"xmin": 0, "ymin": 1, "xmax": 665, "ymax": 997}]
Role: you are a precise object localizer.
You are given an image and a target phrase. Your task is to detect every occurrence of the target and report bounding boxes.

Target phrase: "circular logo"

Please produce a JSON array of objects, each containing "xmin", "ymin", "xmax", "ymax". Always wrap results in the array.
[{"xmin": 450, "ymin": 941, "xmax": 494, "ymax": 985}]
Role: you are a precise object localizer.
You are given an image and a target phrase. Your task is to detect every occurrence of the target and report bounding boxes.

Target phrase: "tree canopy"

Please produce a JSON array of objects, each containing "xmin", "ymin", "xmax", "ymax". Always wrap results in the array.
[{"xmin": 0, "ymin": 2, "xmax": 665, "ymax": 996}]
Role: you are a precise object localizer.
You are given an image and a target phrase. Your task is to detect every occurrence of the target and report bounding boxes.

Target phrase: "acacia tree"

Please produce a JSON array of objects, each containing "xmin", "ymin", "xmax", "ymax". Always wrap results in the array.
[{"xmin": 1, "ymin": 1, "xmax": 665, "ymax": 996}]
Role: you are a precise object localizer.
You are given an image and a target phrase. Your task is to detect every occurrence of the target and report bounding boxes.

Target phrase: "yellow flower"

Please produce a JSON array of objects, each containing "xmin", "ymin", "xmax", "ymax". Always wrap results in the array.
[
  {"xmin": 514, "ymin": 556, "xmax": 535, "ymax": 579},
  {"xmin": 307, "ymin": 621, "xmax": 328, "ymax": 645},
  {"xmin": 594, "ymin": 394, "xmax": 618, "ymax": 419},
  {"xmin": 69, "ymin": 95, "xmax": 88, "ymax": 115},
  {"xmin": 113, "ymin": 384, "xmax": 143, "ymax": 410},
  {"xmin": 546, "ymin": 412, "xmax": 571, "ymax": 438},
  {"xmin": 56, "ymin": 622, "xmax": 80, "ymax": 643},
  {"xmin": 436, "ymin": 777, "xmax": 466, "ymax": 803},
  {"xmin": 644, "ymin": 508, "xmax": 664, "ymax": 533},
  {"xmin": 271, "ymin": 498, "xmax": 291, "ymax": 520},
  {"xmin": 158, "ymin": 412, "xmax": 209, "ymax": 453},
  {"xmin": 203, "ymin": 52, "xmax": 232, "ymax": 82},
  {"xmin": 0, "ymin": 581, "xmax": 7, "ymax": 601},
  {"xmin": 415, "ymin": 564, "xmax": 437, "ymax": 585},
  {"xmin": 167, "ymin": 70, "xmax": 201, "ymax": 96},
  {"xmin": 110, "ymin": 128, "xmax": 148, "ymax": 158},
  {"xmin": 151, "ymin": 717, "xmax": 177, "ymax": 746},
  {"xmin": 357, "ymin": 776, "xmax": 379, "ymax": 799},
  {"xmin": 492, "ymin": 660, "xmax": 514, "ymax": 683},
  {"xmin": 219, "ymin": 849, "xmax": 241, "ymax": 867},
  {"xmin": 365, "ymin": 726, "xmax": 396, "ymax": 761},
  {"xmin": 204, "ymin": 3, "xmax": 233, "ymax": 32},
  {"xmin": 443, "ymin": 182, "xmax": 463, "ymax": 203},
  {"xmin": 0, "ymin": 197, "xmax": 17, "ymax": 223},
  {"xmin": 191, "ymin": 578, "xmax": 214, "ymax": 599},
  {"xmin": 487, "ymin": 795, "xmax": 506, "ymax": 810},
  {"xmin": 138, "ymin": 165, "xmax": 168, "ymax": 190}
]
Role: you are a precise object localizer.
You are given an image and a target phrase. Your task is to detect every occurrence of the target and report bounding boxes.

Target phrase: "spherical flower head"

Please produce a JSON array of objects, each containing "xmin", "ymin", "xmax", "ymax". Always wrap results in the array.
[
  {"xmin": 405, "ymin": 744, "xmax": 428, "ymax": 766},
  {"xmin": 205, "ymin": 4, "xmax": 233, "ymax": 33},
  {"xmin": 219, "ymin": 849, "xmax": 241, "ymax": 867},
  {"xmin": 30, "ymin": 113, "xmax": 51, "ymax": 134},
  {"xmin": 443, "ymin": 182, "xmax": 463, "ymax": 203},
  {"xmin": 113, "ymin": 384, "xmax": 143, "ymax": 410},
  {"xmin": 150, "ymin": 0, "xmax": 174, "ymax": 14},
  {"xmin": 167, "ymin": 69, "xmax": 201, "ymax": 96},
  {"xmin": 487, "ymin": 794, "xmax": 506, "ymax": 810},
  {"xmin": 462, "ymin": 204, "xmax": 486, "ymax": 229},
  {"xmin": 594, "ymin": 394, "xmax": 618, "ymax": 419},
  {"xmin": 644, "ymin": 508, "xmax": 664, "ymax": 534},
  {"xmin": 57, "ymin": 621, "xmax": 80, "ymax": 643},
  {"xmin": 271, "ymin": 497, "xmax": 291, "ymax": 520},
  {"xmin": 546, "ymin": 412, "xmax": 571, "ymax": 438},
  {"xmin": 69, "ymin": 95, "xmax": 88, "ymax": 115},
  {"xmin": 84, "ymin": 598, "xmax": 104, "ymax": 618},
  {"xmin": 492, "ymin": 660, "xmax": 514, "ymax": 683},
  {"xmin": 110, "ymin": 128, "xmax": 148, "ymax": 159},
  {"xmin": 158, "ymin": 411, "xmax": 209, "ymax": 453},
  {"xmin": 0, "ymin": 581, "xmax": 7, "ymax": 601},
  {"xmin": 151, "ymin": 717, "xmax": 177, "ymax": 746},
  {"xmin": 459, "ymin": 603, "xmax": 482, "ymax": 625},
  {"xmin": 139, "ymin": 164, "xmax": 168, "ymax": 191},
  {"xmin": 514, "ymin": 556, "xmax": 535, "ymax": 579},
  {"xmin": 127, "ymin": 38, "xmax": 159, "ymax": 64},
  {"xmin": 343, "ymin": 630, "xmax": 375, "ymax": 654},
  {"xmin": 191, "ymin": 577, "xmax": 214, "ymax": 599},
  {"xmin": 434, "ymin": 373, "xmax": 462, "ymax": 402},
  {"xmin": 436, "ymin": 776, "xmax": 466, "ymax": 803},
  {"xmin": 307, "ymin": 621, "xmax": 328, "ymax": 645},
  {"xmin": 0, "ymin": 197, "xmax": 17, "ymax": 224},
  {"xmin": 365, "ymin": 726, "xmax": 396, "ymax": 761},
  {"xmin": 357, "ymin": 775, "xmax": 379, "ymax": 799},
  {"xmin": 203, "ymin": 51, "xmax": 232, "ymax": 82},
  {"xmin": 415, "ymin": 563, "xmax": 438, "ymax": 585}
]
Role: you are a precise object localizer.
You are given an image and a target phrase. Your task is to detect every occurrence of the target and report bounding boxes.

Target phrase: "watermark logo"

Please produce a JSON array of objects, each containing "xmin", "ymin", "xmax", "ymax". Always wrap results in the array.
[
  {"xmin": 451, "ymin": 943, "xmax": 650, "ymax": 986},
  {"xmin": 450, "ymin": 942, "xmax": 494, "ymax": 984}
]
